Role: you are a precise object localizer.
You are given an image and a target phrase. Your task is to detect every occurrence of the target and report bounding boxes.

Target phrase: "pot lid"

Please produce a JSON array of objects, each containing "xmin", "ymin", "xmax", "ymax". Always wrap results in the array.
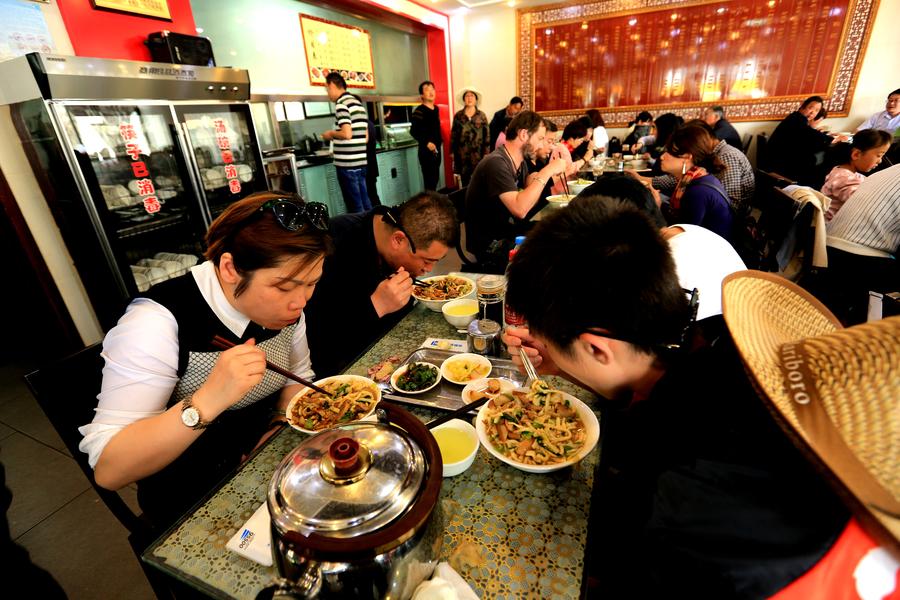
[{"xmin": 268, "ymin": 422, "xmax": 426, "ymax": 538}]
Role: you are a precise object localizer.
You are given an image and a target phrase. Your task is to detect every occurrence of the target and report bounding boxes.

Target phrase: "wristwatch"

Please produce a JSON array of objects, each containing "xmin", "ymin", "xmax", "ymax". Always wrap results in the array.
[{"xmin": 181, "ymin": 397, "xmax": 211, "ymax": 430}]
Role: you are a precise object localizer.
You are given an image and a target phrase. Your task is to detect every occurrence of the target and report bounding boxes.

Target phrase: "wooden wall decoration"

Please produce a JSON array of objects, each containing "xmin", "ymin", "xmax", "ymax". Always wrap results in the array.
[{"xmin": 517, "ymin": 0, "xmax": 879, "ymax": 126}]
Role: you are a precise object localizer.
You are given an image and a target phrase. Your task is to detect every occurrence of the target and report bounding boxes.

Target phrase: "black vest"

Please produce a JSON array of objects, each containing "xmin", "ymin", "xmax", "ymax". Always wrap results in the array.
[{"xmin": 136, "ymin": 273, "xmax": 295, "ymax": 530}]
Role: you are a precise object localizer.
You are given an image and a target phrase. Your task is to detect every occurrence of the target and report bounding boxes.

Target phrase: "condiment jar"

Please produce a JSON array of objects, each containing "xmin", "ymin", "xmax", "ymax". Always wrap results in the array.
[
  {"xmin": 476, "ymin": 275, "xmax": 506, "ymax": 324},
  {"xmin": 467, "ymin": 318, "xmax": 501, "ymax": 356}
]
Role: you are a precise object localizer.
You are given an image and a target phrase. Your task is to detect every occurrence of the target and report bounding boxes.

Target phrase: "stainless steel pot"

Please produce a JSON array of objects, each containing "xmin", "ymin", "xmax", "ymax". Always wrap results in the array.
[{"xmin": 261, "ymin": 404, "xmax": 443, "ymax": 600}]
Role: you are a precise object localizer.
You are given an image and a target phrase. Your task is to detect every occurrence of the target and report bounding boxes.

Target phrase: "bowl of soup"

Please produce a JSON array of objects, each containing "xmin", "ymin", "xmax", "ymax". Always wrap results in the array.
[
  {"xmin": 546, "ymin": 194, "xmax": 575, "ymax": 207},
  {"xmin": 431, "ymin": 419, "xmax": 479, "ymax": 477},
  {"xmin": 440, "ymin": 353, "xmax": 492, "ymax": 385},
  {"xmin": 441, "ymin": 298, "xmax": 479, "ymax": 328}
]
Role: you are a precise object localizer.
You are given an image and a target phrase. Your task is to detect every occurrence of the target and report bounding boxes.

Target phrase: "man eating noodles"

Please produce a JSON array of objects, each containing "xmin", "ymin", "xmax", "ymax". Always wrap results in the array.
[
  {"xmin": 304, "ymin": 191, "xmax": 457, "ymax": 377},
  {"xmin": 501, "ymin": 199, "xmax": 847, "ymax": 596}
]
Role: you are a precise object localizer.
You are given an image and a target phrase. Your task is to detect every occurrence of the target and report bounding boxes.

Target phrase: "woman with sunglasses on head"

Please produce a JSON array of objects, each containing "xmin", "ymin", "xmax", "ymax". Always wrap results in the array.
[
  {"xmin": 79, "ymin": 191, "xmax": 332, "ymax": 530},
  {"xmin": 657, "ymin": 124, "xmax": 734, "ymax": 243}
]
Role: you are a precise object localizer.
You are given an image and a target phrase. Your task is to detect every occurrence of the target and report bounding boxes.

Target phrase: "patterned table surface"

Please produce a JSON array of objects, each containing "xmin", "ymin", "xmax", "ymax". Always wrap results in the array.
[{"xmin": 144, "ymin": 304, "xmax": 601, "ymax": 599}]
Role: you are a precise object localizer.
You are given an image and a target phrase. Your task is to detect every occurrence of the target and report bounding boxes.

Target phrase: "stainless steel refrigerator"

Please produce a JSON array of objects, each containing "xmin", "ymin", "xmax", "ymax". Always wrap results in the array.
[{"xmin": 0, "ymin": 53, "xmax": 266, "ymax": 332}]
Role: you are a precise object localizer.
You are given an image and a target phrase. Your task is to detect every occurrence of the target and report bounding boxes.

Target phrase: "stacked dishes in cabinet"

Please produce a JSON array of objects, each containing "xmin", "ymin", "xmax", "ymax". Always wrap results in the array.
[{"xmin": 130, "ymin": 252, "xmax": 198, "ymax": 292}]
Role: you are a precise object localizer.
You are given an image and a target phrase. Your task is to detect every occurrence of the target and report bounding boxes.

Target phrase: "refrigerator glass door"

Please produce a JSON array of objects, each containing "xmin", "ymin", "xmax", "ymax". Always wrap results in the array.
[
  {"xmin": 175, "ymin": 104, "xmax": 266, "ymax": 221},
  {"xmin": 58, "ymin": 103, "xmax": 208, "ymax": 294}
]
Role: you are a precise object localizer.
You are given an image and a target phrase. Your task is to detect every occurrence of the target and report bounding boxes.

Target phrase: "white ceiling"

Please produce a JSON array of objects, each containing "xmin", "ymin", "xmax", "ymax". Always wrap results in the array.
[{"xmin": 426, "ymin": 0, "xmax": 560, "ymax": 16}]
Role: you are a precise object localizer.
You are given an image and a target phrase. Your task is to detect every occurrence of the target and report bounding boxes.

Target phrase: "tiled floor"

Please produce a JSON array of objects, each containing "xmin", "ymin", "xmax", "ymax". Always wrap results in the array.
[
  {"xmin": 1, "ymin": 248, "xmax": 465, "ymax": 598},
  {"xmin": 0, "ymin": 359, "xmax": 155, "ymax": 598}
]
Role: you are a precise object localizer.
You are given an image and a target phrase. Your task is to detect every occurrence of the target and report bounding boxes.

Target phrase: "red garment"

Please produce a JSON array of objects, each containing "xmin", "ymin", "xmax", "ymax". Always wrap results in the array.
[{"xmin": 771, "ymin": 519, "xmax": 900, "ymax": 600}]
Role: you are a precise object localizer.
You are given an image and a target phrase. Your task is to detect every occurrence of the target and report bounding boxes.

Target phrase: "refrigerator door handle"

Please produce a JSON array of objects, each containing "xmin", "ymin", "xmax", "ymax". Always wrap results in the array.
[{"xmin": 174, "ymin": 120, "xmax": 212, "ymax": 226}]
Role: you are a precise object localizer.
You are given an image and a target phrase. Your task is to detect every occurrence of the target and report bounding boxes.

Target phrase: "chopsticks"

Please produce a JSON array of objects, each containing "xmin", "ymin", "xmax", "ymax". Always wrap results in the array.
[
  {"xmin": 425, "ymin": 395, "xmax": 491, "ymax": 430},
  {"xmin": 559, "ymin": 173, "xmax": 571, "ymax": 197},
  {"xmin": 519, "ymin": 347, "xmax": 541, "ymax": 386},
  {"xmin": 412, "ymin": 278, "xmax": 431, "ymax": 288},
  {"xmin": 210, "ymin": 335, "xmax": 332, "ymax": 396}
]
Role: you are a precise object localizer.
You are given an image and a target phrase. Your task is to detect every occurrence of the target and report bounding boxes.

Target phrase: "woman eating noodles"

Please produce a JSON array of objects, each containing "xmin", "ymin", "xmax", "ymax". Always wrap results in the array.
[
  {"xmin": 657, "ymin": 124, "xmax": 734, "ymax": 242},
  {"xmin": 78, "ymin": 192, "xmax": 332, "ymax": 529}
]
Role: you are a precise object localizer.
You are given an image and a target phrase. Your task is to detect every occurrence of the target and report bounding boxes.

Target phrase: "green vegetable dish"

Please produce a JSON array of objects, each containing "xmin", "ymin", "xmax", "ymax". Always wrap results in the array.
[{"xmin": 396, "ymin": 362, "xmax": 439, "ymax": 392}]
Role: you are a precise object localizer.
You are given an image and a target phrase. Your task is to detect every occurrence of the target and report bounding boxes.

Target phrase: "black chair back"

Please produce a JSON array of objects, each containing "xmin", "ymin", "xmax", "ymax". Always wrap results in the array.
[
  {"xmin": 755, "ymin": 133, "xmax": 769, "ymax": 170},
  {"xmin": 741, "ymin": 133, "xmax": 752, "ymax": 155},
  {"xmin": 446, "ymin": 186, "xmax": 480, "ymax": 271},
  {"xmin": 24, "ymin": 345, "xmax": 144, "ymax": 533},
  {"xmin": 736, "ymin": 170, "xmax": 801, "ymax": 270}
]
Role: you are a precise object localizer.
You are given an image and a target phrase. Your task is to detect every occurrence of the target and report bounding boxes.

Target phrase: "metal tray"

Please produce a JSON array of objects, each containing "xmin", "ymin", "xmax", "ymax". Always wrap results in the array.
[{"xmin": 379, "ymin": 347, "xmax": 527, "ymax": 412}]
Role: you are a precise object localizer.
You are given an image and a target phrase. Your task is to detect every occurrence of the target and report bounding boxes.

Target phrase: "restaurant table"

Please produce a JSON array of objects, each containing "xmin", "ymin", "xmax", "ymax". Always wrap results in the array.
[{"xmin": 143, "ymin": 302, "xmax": 601, "ymax": 599}]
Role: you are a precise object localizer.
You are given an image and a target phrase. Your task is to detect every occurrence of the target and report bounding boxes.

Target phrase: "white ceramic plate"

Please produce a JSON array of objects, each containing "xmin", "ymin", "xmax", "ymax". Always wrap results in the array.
[
  {"xmin": 285, "ymin": 375, "xmax": 381, "ymax": 434},
  {"xmin": 475, "ymin": 387, "xmax": 599, "ymax": 473},
  {"xmin": 440, "ymin": 353, "xmax": 492, "ymax": 385},
  {"xmin": 390, "ymin": 361, "xmax": 442, "ymax": 395},
  {"xmin": 460, "ymin": 377, "xmax": 517, "ymax": 403}
]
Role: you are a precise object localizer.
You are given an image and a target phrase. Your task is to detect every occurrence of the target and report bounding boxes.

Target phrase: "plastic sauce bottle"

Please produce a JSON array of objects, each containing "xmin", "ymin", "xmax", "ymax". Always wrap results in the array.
[{"xmin": 503, "ymin": 248, "xmax": 526, "ymax": 329}]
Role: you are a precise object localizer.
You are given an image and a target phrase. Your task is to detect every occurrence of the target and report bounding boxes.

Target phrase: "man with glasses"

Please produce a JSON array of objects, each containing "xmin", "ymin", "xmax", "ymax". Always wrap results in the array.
[
  {"xmin": 501, "ymin": 199, "xmax": 847, "ymax": 597},
  {"xmin": 304, "ymin": 191, "xmax": 458, "ymax": 377}
]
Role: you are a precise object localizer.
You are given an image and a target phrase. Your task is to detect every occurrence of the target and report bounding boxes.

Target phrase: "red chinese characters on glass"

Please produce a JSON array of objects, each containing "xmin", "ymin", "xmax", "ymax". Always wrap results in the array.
[
  {"xmin": 142, "ymin": 196, "xmax": 161, "ymax": 213},
  {"xmin": 136, "ymin": 178, "xmax": 155, "ymax": 197},
  {"xmin": 124, "ymin": 142, "xmax": 142, "ymax": 161},
  {"xmin": 213, "ymin": 119, "xmax": 227, "ymax": 134},
  {"xmin": 131, "ymin": 161, "xmax": 149, "ymax": 178},
  {"xmin": 217, "ymin": 135, "xmax": 231, "ymax": 151},
  {"xmin": 228, "ymin": 179, "xmax": 242, "ymax": 194},
  {"xmin": 221, "ymin": 150, "xmax": 234, "ymax": 164},
  {"xmin": 213, "ymin": 118, "xmax": 242, "ymax": 195},
  {"xmin": 119, "ymin": 123, "xmax": 138, "ymax": 141},
  {"xmin": 224, "ymin": 164, "xmax": 238, "ymax": 179}
]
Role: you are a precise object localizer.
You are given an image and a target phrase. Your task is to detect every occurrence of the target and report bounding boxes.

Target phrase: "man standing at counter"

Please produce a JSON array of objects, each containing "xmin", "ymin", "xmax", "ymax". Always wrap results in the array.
[
  {"xmin": 322, "ymin": 72, "xmax": 371, "ymax": 213},
  {"xmin": 464, "ymin": 110, "xmax": 566, "ymax": 272},
  {"xmin": 411, "ymin": 80, "xmax": 443, "ymax": 191},
  {"xmin": 304, "ymin": 191, "xmax": 457, "ymax": 376}
]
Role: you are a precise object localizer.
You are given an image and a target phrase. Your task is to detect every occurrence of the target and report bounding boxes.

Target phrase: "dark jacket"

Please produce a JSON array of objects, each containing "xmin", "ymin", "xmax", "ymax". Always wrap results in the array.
[
  {"xmin": 713, "ymin": 118, "xmax": 742, "ymax": 150},
  {"xmin": 765, "ymin": 111, "xmax": 833, "ymax": 184}
]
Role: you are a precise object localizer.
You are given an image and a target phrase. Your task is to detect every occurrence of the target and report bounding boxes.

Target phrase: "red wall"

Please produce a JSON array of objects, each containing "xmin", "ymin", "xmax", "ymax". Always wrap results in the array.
[{"xmin": 57, "ymin": 0, "xmax": 197, "ymax": 61}]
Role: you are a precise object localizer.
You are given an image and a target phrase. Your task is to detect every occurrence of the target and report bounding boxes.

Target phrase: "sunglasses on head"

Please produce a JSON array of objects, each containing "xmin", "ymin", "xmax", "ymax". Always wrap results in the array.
[
  {"xmin": 584, "ymin": 288, "xmax": 700, "ymax": 354},
  {"xmin": 382, "ymin": 208, "xmax": 417, "ymax": 254},
  {"xmin": 259, "ymin": 198, "xmax": 329, "ymax": 232}
]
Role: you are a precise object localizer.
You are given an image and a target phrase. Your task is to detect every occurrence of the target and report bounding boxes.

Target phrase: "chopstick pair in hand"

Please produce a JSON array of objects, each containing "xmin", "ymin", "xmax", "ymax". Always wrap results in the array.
[{"xmin": 210, "ymin": 335, "xmax": 331, "ymax": 397}]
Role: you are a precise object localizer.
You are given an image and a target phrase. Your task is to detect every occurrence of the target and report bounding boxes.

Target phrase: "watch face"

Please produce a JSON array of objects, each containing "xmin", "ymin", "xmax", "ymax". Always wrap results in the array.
[{"xmin": 182, "ymin": 406, "xmax": 200, "ymax": 427}]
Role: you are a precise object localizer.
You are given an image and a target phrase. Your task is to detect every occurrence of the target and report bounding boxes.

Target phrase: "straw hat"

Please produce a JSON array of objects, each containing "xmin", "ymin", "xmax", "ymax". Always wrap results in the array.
[
  {"xmin": 456, "ymin": 86, "xmax": 482, "ymax": 106},
  {"xmin": 721, "ymin": 270, "xmax": 899, "ymax": 555}
]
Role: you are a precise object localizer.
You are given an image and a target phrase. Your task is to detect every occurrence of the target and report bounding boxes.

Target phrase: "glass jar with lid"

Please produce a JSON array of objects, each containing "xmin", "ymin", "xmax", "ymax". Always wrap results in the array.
[{"xmin": 476, "ymin": 275, "xmax": 506, "ymax": 324}]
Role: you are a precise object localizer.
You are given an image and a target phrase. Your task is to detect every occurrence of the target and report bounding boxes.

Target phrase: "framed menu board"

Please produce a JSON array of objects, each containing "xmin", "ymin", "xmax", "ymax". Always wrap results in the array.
[
  {"xmin": 517, "ymin": 0, "xmax": 879, "ymax": 125},
  {"xmin": 300, "ymin": 14, "xmax": 376, "ymax": 89}
]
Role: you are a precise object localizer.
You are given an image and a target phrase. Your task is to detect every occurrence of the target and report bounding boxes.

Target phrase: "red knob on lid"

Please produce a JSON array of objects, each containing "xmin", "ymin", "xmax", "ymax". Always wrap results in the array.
[{"xmin": 329, "ymin": 437, "xmax": 360, "ymax": 471}]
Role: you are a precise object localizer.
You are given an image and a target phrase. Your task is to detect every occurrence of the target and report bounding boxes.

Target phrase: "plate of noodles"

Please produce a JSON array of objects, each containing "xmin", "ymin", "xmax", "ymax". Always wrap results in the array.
[
  {"xmin": 476, "ymin": 380, "xmax": 599, "ymax": 473},
  {"xmin": 411, "ymin": 275, "xmax": 476, "ymax": 312},
  {"xmin": 286, "ymin": 375, "xmax": 381, "ymax": 434}
]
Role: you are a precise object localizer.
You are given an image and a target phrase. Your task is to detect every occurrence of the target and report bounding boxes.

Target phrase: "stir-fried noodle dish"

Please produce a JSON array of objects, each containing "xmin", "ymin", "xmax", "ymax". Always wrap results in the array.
[
  {"xmin": 288, "ymin": 379, "xmax": 378, "ymax": 431},
  {"xmin": 481, "ymin": 380, "xmax": 586, "ymax": 465},
  {"xmin": 412, "ymin": 276, "xmax": 472, "ymax": 301}
]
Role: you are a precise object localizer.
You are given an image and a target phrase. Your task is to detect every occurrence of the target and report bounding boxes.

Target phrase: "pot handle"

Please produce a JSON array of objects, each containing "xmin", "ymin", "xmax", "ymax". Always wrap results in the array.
[{"xmin": 255, "ymin": 568, "xmax": 322, "ymax": 600}]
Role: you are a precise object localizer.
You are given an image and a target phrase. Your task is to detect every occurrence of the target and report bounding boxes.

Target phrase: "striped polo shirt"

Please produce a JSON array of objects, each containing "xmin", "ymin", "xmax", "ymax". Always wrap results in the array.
[
  {"xmin": 332, "ymin": 92, "xmax": 368, "ymax": 168},
  {"xmin": 826, "ymin": 163, "xmax": 900, "ymax": 258}
]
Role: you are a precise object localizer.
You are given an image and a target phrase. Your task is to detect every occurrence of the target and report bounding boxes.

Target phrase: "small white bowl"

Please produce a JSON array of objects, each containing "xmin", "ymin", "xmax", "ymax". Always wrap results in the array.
[
  {"xmin": 441, "ymin": 298, "xmax": 479, "ymax": 329},
  {"xmin": 546, "ymin": 194, "xmax": 576, "ymax": 207},
  {"xmin": 412, "ymin": 275, "xmax": 477, "ymax": 312},
  {"xmin": 567, "ymin": 180, "xmax": 592, "ymax": 196},
  {"xmin": 390, "ymin": 361, "xmax": 441, "ymax": 395},
  {"xmin": 285, "ymin": 375, "xmax": 381, "ymax": 434},
  {"xmin": 440, "ymin": 353, "xmax": 492, "ymax": 385},
  {"xmin": 432, "ymin": 419, "xmax": 479, "ymax": 477}
]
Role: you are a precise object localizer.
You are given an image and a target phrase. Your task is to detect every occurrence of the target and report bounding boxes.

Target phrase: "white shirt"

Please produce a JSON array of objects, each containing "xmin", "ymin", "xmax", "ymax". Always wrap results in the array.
[
  {"xmin": 826, "ymin": 163, "xmax": 900, "ymax": 257},
  {"xmin": 666, "ymin": 224, "xmax": 747, "ymax": 321},
  {"xmin": 856, "ymin": 110, "xmax": 900, "ymax": 135},
  {"xmin": 592, "ymin": 126, "xmax": 609, "ymax": 152},
  {"xmin": 78, "ymin": 261, "xmax": 315, "ymax": 468}
]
